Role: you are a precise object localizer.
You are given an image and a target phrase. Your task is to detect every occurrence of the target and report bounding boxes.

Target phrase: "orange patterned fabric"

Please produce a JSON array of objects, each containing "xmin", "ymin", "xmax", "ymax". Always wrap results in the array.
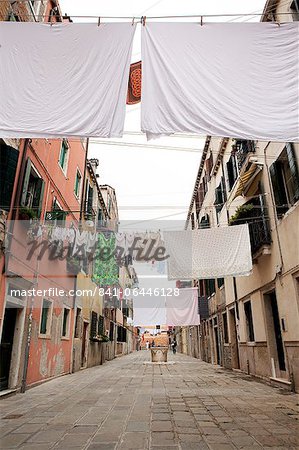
[{"xmin": 127, "ymin": 61, "xmax": 142, "ymax": 105}]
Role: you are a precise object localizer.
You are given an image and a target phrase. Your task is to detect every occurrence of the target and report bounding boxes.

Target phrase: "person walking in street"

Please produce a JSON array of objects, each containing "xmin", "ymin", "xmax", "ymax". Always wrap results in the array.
[
  {"xmin": 171, "ymin": 339, "xmax": 177, "ymax": 354},
  {"xmin": 146, "ymin": 340, "xmax": 149, "ymax": 350}
]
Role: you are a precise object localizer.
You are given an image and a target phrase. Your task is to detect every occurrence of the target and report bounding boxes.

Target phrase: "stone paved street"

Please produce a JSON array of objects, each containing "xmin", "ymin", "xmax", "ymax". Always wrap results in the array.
[{"xmin": 0, "ymin": 351, "xmax": 298, "ymax": 449}]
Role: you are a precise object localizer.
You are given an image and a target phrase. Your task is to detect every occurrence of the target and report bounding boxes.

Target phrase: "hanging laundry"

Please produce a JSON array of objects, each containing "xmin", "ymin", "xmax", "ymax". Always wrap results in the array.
[
  {"xmin": 164, "ymin": 224, "xmax": 252, "ymax": 280},
  {"xmin": 166, "ymin": 288, "xmax": 200, "ymax": 326},
  {"xmin": 92, "ymin": 233, "xmax": 118, "ymax": 286},
  {"xmin": 127, "ymin": 61, "xmax": 142, "ymax": 105},
  {"xmin": 141, "ymin": 22, "xmax": 299, "ymax": 142},
  {"xmin": 0, "ymin": 22, "xmax": 136, "ymax": 138},
  {"xmin": 132, "ymin": 288, "xmax": 200, "ymax": 327}
]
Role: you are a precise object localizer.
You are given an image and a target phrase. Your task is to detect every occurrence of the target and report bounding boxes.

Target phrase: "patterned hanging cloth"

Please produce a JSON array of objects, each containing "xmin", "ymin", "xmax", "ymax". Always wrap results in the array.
[{"xmin": 127, "ymin": 61, "xmax": 142, "ymax": 105}]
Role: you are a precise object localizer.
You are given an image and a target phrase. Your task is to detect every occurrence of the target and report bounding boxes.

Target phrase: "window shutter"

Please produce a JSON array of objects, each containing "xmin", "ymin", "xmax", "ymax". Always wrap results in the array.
[
  {"xmin": 20, "ymin": 159, "xmax": 31, "ymax": 206},
  {"xmin": 285, "ymin": 143, "xmax": 299, "ymax": 202},
  {"xmin": 0, "ymin": 143, "xmax": 19, "ymax": 211},
  {"xmin": 32, "ymin": 178, "xmax": 45, "ymax": 218},
  {"xmin": 90, "ymin": 311, "xmax": 98, "ymax": 339},
  {"xmin": 269, "ymin": 162, "xmax": 288, "ymax": 216}
]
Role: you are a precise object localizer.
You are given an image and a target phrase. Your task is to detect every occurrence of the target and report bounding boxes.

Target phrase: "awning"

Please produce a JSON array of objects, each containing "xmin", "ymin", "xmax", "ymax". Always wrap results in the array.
[{"xmin": 233, "ymin": 164, "xmax": 263, "ymax": 200}]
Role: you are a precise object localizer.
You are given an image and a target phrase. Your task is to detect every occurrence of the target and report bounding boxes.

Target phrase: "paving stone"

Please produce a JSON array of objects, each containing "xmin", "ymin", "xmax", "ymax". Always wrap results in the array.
[
  {"xmin": 12, "ymin": 423, "xmax": 43, "ymax": 434},
  {"xmin": 118, "ymin": 431, "xmax": 149, "ymax": 449},
  {"xmin": 178, "ymin": 434, "xmax": 203, "ymax": 442},
  {"xmin": 151, "ymin": 421, "xmax": 173, "ymax": 432},
  {"xmin": 1, "ymin": 433, "xmax": 31, "ymax": 448},
  {"xmin": 27, "ymin": 428, "xmax": 66, "ymax": 443},
  {"xmin": 126, "ymin": 421, "xmax": 149, "ymax": 432}
]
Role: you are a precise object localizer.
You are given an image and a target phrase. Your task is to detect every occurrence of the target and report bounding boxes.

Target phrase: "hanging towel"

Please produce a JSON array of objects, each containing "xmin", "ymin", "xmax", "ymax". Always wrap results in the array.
[{"xmin": 127, "ymin": 61, "xmax": 142, "ymax": 105}]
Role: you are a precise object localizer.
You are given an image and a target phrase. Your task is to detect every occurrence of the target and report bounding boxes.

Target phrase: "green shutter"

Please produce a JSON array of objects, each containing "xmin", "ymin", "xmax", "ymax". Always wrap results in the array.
[
  {"xmin": 0, "ymin": 143, "xmax": 19, "ymax": 211},
  {"xmin": 269, "ymin": 162, "xmax": 288, "ymax": 217},
  {"xmin": 20, "ymin": 159, "xmax": 31, "ymax": 206},
  {"xmin": 32, "ymin": 178, "xmax": 45, "ymax": 218},
  {"xmin": 285, "ymin": 143, "xmax": 299, "ymax": 202}
]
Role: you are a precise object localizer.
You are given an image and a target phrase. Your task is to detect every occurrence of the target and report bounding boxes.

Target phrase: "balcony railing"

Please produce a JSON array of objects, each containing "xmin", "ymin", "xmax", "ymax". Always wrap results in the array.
[
  {"xmin": 230, "ymin": 197, "xmax": 271, "ymax": 256},
  {"xmin": 232, "ymin": 140, "xmax": 255, "ymax": 170}
]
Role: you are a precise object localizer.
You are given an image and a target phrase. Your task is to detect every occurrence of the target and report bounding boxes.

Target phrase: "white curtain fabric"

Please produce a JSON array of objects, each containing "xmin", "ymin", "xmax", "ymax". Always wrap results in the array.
[
  {"xmin": 133, "ymin": 288, "xmax": 200, "ymax": 327},
  {"xmin": 141, "ymin": 22, "xmax": 299, "ymax": 142},
  {"xmin": 164, "ymin": 224, "xmax": 252, "ymax": 280},
  {"xmin": 0, "ymin": 22, "xmax": 136, "ymax": 138}
]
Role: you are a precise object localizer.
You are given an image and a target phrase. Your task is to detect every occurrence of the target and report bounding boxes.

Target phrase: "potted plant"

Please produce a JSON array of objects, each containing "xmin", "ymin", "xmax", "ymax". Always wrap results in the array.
[
  {"xmin": 229, "ymin": 203, "xmax": 254, "ymax": 226},
  {"xmin": 19, "ymin": 206, "xmax": 37, "ymax": 221}
]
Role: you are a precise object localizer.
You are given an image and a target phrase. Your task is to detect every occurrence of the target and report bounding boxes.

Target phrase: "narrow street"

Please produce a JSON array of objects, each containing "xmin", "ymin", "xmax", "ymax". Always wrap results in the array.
[{"xmin": 0, "ymin": 351, "xmax": 298, "ymax": 450}]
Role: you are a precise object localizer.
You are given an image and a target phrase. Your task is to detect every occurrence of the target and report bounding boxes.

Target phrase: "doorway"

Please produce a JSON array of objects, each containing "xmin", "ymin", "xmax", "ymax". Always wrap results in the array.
[
  {"xmin": 264, "ymin": 290, "xmax": 286, "ymax": 378},
  {"xmin": 0, "ymin": 308, "xmax": 17, "ymax": 390},
  {"xmin": 229, "ymin": 307, "xmax": 240, "ymax": 369}
]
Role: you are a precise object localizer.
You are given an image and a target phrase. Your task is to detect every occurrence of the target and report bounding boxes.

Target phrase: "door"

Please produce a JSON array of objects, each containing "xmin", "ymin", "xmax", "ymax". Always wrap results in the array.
[
  {"xmin": 0, "ymin": 308, "xmax": 17, "ymax": 390},
  {"xmin": 269, "ymin": 292, "xmax": 286, "ymax": 372},
  {"xmin": 81, "ymin": 322, "xmax": 88, "ymax": 368},
  {"xmin": 264, "ymin": 291, "xmax": 286, "ymax": 378},
  {"xmin": 229, "ymin": 307, "xmax": 240, "ymax": 369}
]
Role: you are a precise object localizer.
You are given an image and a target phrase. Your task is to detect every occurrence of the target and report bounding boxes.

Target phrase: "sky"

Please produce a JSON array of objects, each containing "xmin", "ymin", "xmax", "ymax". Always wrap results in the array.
[{"xmin": 61, "ymin": 0, "xmax": 266, "ymax": 225}]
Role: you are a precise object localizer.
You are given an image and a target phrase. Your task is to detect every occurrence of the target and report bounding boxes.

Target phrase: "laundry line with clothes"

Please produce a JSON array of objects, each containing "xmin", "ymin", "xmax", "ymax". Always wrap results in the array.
[{"xmin": 0, "ymin": 21, "xmax": 298, "ymax": 141}]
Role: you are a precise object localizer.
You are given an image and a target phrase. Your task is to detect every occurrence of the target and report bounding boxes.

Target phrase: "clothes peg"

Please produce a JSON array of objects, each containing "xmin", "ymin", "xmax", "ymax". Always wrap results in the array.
[
  {"xmin": 132, "ymin": 17, "xmax": 135, "ymax": 26},
  {"xmin": 98, "ymin": 17, "xmax": 101, "ymax": 26},
  {"xmin": 200, "ymin": 16, "xmax": 203, "ymax": 26}
]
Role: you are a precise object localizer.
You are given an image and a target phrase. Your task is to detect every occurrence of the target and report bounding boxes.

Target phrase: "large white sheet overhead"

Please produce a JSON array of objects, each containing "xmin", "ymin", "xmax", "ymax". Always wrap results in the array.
[
  {"xmin": 0, "ymin": 22, "xmax": 136, "ymax": 138},
  {"xmin": 141, "ymin": 23, "xmax": 299, "ymax": 142},
  {"xmin": 164, "ymin": 224, "xmax": 252, "ymax": 280}
]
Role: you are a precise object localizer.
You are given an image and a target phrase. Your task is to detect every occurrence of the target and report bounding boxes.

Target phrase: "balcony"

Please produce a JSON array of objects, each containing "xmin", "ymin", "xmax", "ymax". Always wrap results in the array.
[
  {"xmin": 230, "ymin": 197, "xmax": 271, "ymax": 258},
  {"xmin": 232, "ymin": 140, "xmax": 255, "ymax": 170}
]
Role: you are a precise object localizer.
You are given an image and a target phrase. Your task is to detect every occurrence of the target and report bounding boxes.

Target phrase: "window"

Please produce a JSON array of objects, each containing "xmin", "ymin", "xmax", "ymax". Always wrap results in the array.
[
  {"xmin": 0, "ymin": 141, "xmax": 19, "ymax": 211},
  {"xmin": 40, "ymin": 299, "xmax": 52, "ymax": 335},
  {"xmin": 217, "ymin": 278, "xmax": 224, "ymax": 288},
  {"xmin": 244, "ymin": 300, "xmax": 255, "ymax": 342},
  {"xmin": 98, "ymin": 315, "xmax": 104, "ymax": 336},
  {"xmin": 290, "ymin": 0, "xmax": 299, "ymax": 21},
  {"xmin": 204, "ymin": 279, "xmax": 216, "ymax": 297},
  {"xmin": 226, "ymin": 155, "xmax": 238, "ymax": 191},
  {"xmin": 21, "ymin": 159, "xmax": 45, "ymax": 218},
  {"xmin": 199, "ymin": 214, "xmax": 210, "ymax": 229},
  {"xmin": 222, "ymin": 312, "xmax": 229, "ymax": 343},
  {"xmin": 109, "ymin": 321, "xmax": 114, "ymax": 341},
  {"xmin": 74, "ymin": 308, "xmax": 82, "ymax": 338},
  {"xmin": 214, "ymin": 176, "xmax": 226, "ymax": 218},
  {"xmin": 59, "ymin": 139, "xmax": 69, "ymax": 173},
  {"xmin": 90, "ymin": 311, "xmax": 98, "ymax": 339},
  {"xmin": 85, "ymin": 182, "xmax": 94, "ymax": 216},
  {"xmin": 62, "ymin": 307, "xmax": 70, "ymax": 337},
  {"xmin": 74, "ymin": 170, "xmax": 82, "ymax": 199},
  {"xmin": 117, "ymin": 326, "xmax": 127, "ymax": 343},
  {"xmin": 270, "ymin": 144, "xmax": 299, "ymax": 218}
]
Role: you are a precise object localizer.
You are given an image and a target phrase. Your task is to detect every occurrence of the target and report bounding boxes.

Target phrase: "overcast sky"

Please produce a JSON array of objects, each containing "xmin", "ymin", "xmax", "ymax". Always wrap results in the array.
[{"xmin": 61, "ymin": 0, "xmax": 266, "ymax": 225}]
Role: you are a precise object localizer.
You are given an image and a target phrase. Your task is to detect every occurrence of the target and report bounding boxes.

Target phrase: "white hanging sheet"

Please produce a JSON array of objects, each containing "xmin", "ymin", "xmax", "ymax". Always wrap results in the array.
[
  {"xmin": 141, "ymin": 22, "xmax": 299, "ymax": 142},
  {"xmin": 132, "ymin": 295, "xmax": 167, "ymax": 327},
  {"xmin": 164, "ymin": 224, "xmax": 252, "ymax": 280},
  {"xmin": 0, "ymin": 22, "xmax": 136, "ymax": 138},
  {"xmin": 166, "ymin": 288, "xmax": 200, "ymax": 326},
  {"xmin": 133, "ymin": 288, "xmax": 200, "ymax": 327}
]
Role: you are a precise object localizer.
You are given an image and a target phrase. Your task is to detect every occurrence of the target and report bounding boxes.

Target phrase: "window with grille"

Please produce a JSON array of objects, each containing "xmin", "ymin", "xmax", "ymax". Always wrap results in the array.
[{"xmin": 90, "ymin": 311, "xmax": 98, "ymax": 339}]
